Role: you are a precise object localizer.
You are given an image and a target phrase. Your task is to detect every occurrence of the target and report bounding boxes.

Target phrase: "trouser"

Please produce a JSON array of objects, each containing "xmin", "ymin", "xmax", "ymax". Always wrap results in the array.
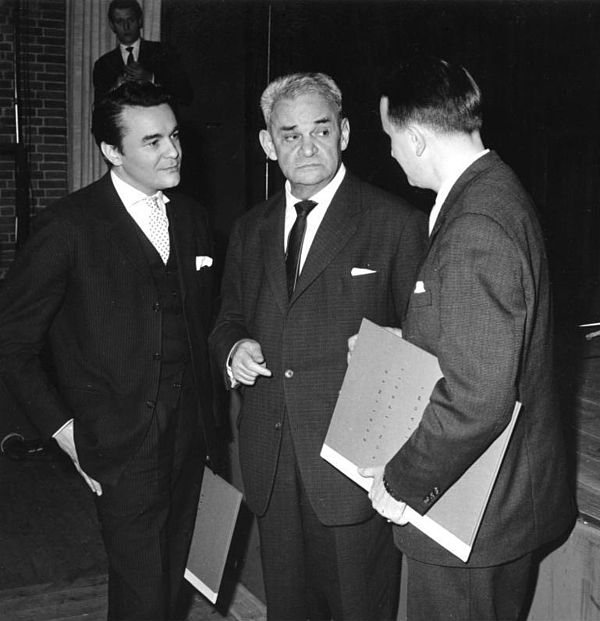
[
  {"xmin": 257, "ymin": 418, "xmax": 400, "ymax": 621},
  {"xmin": 406, "ymin": 552, "xmax": 534, "ymax": 621},
  {"xmin": 95, "ymin": 373, "xmax": 206, "ymax": 621}
]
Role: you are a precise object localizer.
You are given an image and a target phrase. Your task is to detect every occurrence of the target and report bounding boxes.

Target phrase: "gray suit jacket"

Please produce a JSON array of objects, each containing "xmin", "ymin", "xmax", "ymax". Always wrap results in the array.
[
  {"xmin": 210, "ymin": 171, "xmax": 427, "ymax": 525},
  {"xmin": 385, "ymin": 151, "xmax": 575, "ymax": 566}
]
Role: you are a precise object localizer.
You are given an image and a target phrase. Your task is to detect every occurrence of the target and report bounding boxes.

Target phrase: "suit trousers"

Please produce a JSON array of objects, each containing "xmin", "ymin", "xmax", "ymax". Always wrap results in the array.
[
  {"xmin": 405, "ymin": 552, "xmax": 534, "ymax": 621},
  {"xmin": 95, "ymin": 369, "xmax": 206, "ymax": 621},
  {"xmin": 256, "ymin": 417, "xmax": 400, "ymax": 621}
]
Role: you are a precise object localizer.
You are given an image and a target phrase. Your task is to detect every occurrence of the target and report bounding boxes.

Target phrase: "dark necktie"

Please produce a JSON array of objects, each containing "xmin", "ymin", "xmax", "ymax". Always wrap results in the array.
[
  {"xmin": 286, "ymin": 199, "xmax": 317, "ymax": 298},
  {"xmin": 126, "ymin": 46, "xmax": 134, "ymax": 65}
]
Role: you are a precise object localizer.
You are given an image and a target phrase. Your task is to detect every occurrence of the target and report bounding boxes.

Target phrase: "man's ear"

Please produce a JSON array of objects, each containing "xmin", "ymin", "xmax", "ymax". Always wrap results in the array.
[
  {"xmin": 340, "ymin": 117, "xmax": 350, "ymax": 152},
  {"xmin": 259, "ymin": 129, "xmax": 278, "ymax": 161},
  {"xmin": 408, "ymin": 125, "xmax": 426, "ymax": 157},
  {"xmin": 100, "ymin": 142, "xmax": 123, "ymax": 167}
]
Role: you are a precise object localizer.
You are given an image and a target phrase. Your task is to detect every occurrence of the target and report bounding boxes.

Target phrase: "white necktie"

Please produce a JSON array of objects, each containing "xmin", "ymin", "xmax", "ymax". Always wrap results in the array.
[{"xmin": 146, "ymin": 194, "xmax": 170, "ymax": 264}]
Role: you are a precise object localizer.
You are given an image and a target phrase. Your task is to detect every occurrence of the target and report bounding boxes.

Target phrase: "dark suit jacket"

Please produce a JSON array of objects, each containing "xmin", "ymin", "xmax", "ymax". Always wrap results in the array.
[
  {"xmin": 210, "ymin": 171, "xmax": 427, "ymax": 526},
  {"xmin": 93, "ymin": 39, "xmax": 193, "ymax": 104},
  {"xmin": 385, "ymin": 151, "xmax": 575, "ymax": 566},
  {"xmin": 0, "ymin": 173, "xmax": 217, "ymax": 486}
]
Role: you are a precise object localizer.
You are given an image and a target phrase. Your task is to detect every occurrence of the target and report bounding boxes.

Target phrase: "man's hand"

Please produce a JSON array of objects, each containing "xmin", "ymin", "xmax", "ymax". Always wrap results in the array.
[
  {"xmin": 230, "ymin": 339, "xmax": 272, "ymax": 386},
  {"xmin": 54, "ymin": 421, "xmax": 103, "ymax": 496},
  {"xmin": 123, "ymin": 62, "xmax": 152, "ymax": 82},
  {"xmin": 359, "ymin": 465, "xmax": 408, "ymax": 525}
]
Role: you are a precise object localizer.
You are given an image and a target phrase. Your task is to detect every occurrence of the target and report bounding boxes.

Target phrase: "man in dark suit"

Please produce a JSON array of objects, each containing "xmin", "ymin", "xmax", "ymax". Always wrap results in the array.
[
  {"xmin": 210, "ymin": 72, "xmax": 427, "ymax": 620},
  {"xmin": 93, "ymin": 0, "xmax": 192, "ymax": 105},
  {"xmin": 0, "ymin": 81, "xmax": 218, "ymax": 620},
  {"xmin": 361, "ymin": 56, "xmax": 575, "ymax": 620}
]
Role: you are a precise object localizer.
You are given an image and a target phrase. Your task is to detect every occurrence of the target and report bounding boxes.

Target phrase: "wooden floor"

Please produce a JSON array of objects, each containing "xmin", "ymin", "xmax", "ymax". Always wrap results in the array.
[{"xmin": 0, "ymin": 443, "xmax": 265, "ymax": 621}]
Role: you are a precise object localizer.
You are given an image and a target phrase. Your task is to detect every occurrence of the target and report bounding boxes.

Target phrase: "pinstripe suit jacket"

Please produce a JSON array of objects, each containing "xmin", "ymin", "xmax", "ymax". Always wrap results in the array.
[
  {"xmin": 210, "ymin": 171, "xmax": 427, "ymax": 525},
  {"xmin": 0, "ymin": 173, "xmax": 217, "ymax": 485},
  {"xmin": 385, "ymin": 151, "xmax": 575, "ymax": 566}
]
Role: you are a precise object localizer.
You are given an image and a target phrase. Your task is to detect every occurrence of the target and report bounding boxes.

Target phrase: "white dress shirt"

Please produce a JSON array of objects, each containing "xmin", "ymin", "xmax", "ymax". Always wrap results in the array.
[
  {"xmin": 284, "ymin": 163, "xmax": 346, "ymax": 272},
  {"xmin": 119, "ymin": 38, "xmax": 141, "ymax": 64},
  {"xmin": 110, "ymin": 170, "xmax": 170, "ymax": 248}
]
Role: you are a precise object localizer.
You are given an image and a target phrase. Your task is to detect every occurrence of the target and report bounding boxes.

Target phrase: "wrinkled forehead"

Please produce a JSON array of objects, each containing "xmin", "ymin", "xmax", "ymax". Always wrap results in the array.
[{"xmin": 270, "ymin": 93, "xmax": 340, "ymax": 130}]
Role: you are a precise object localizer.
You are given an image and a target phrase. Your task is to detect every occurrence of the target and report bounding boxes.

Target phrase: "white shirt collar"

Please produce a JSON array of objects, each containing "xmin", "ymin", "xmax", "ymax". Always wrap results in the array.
[
  {"xmin": 284, "ymin": 163, "xmax": 346, "ymax": 210},
  {"xmin": 110, "ymin": 169, "xmax": 169, "ymax": 209},
  {"xmin": 282, "ymin": 164, "xmax": 346, "ymax": 270},
  {"xmin": 119, "ymin": 38, "xmax": 141, "ymax": 62},
  {"xmin": 428, "ymin": 149, "xmax": 489, "ymax": 234}
]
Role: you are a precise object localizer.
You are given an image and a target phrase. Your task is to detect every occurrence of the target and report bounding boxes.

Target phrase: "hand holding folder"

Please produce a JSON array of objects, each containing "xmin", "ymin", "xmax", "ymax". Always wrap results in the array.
[{"xmin": 321, "ymin": 318, "xmax": 521, "ymax": 562}]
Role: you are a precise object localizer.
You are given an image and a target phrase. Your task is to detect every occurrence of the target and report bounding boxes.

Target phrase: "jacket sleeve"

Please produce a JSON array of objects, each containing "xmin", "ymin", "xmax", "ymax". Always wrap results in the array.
[
  {"xmin": 208, "ymin": 217, "xmax": 251, "ymax": 384},
  {"xmin": 384, "ymin": 212, "xmax": 524, "ymax": 515},
  {"xmin": 0, "ymin": 207, "xmax": 75, "ymax": 439}
]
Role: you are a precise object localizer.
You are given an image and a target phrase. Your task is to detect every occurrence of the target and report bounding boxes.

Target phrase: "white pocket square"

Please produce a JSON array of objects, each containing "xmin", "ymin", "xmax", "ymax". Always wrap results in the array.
[
  {"xmin": 196, "ymin": 255, "xmax": 213, "ymax": 270},
  {"xmin": 414, "ymin": 280, "xmax": 426, "ymax": 293},
  {"xmin": 351, "ymin": 267, "xmax": 376, "ymax": 277}
]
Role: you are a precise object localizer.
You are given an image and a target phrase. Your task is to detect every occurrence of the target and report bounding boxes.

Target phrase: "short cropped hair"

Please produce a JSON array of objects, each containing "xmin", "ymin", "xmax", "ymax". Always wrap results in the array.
[
  {"xmin": 108, "ymin": 0, "xmax": 142, "ymax": 22},
  {"xmin": 382, "ymin": 57, "xmax": 482, "ymax": 134},
  {"xmin": 260, "ymin": 72, "xmax": 343, "ymax": 127},
  {"xmin": 91, "ymin": 81, "xmax": 173, "ymax": 153}
]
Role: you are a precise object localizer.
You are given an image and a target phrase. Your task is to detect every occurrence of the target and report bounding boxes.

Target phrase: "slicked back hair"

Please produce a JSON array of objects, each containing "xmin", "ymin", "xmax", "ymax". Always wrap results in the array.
[
  {"xmin": 91, "ymin": 81, "xmax": 173, "ymax": 156},
  {"xmin": 383, "ymin": 57, "xmax": 482, "ymax": 134},
  {"xmin": 260, "ymin": 72, "xmax": 343, "ymax": 128},
  {"xmin": 108, "ymin": 0, "xmax": 142, "ymax": 22}
]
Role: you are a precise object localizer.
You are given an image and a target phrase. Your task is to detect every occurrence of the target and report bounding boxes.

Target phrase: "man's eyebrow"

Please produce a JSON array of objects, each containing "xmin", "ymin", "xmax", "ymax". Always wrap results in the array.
[
  {"xmin": 279, "ymin": 116, "xmax": 332, "ymax": 132},
  {"xmin": 142, "ymin": 132, "xmax": 163, "ymax": 142}
]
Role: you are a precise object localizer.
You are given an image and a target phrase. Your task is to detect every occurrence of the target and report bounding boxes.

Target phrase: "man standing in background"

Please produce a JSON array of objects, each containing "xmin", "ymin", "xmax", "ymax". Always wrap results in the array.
[
  {"xmin": 0, "ymin": 81, "xmax": 217, "ymax": 620},
  {"xmin": 210, "ymin": 72, "xmax": 427, "ymax": 620},
  {"xmin": 363, "ymin": 56, "xmax": 575, "ymax": 620},
  {"xmin": 93, "ymin": 0, "xmax": 192, "ymax": 106}
]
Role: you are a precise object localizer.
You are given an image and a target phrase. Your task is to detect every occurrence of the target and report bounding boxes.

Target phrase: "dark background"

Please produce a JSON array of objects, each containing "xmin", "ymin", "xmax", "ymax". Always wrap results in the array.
[{"xmin": 163, "ymin": 0, "xmax": 600, "ymax": 328}]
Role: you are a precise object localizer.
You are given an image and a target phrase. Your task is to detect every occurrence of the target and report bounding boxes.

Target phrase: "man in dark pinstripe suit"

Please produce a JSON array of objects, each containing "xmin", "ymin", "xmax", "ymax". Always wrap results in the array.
[
  {"xmin": 210, "ymin": 72, "xmax": 427, "ymax": 620},
  {"xmin": 0, "ymin": 82, "xmax": 218, "ymax": 620}
]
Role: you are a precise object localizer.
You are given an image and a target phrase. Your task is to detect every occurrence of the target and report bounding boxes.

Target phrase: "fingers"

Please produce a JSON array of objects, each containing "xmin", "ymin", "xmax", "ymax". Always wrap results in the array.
[
  {"xmin": 347, "ymin": 333, "xmax": 359, "ymax": 364},
  {"xmin": 231, "ymin": 340, "xmax": 272, "ymax": 385}
]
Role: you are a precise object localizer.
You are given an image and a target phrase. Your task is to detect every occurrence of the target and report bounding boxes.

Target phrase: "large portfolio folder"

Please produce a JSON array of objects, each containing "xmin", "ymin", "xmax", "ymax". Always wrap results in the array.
[{"xmin": 321, "ymin": 318, "xmax": 520, "ymax": 562}]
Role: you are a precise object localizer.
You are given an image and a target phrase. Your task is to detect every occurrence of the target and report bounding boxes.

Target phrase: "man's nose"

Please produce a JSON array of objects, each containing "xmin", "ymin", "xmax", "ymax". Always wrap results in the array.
[
  {"xmin": 299, "ymin": 136, "xmax": 317, "ymax": 156},
  {"xmin": 164, "ymin": 138, "xmax": 180, "ymax": 158}
]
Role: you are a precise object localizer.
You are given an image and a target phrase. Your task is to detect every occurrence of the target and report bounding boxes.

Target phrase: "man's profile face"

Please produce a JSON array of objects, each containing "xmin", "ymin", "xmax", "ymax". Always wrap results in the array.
[
  {"xmin": 379, "ymin": 97, "xmax": 423, "ymax": 188},
  {"xmin": 103, "ymin": 104, "xmax": 182, "ymax": 195},
  {"xmin": 259, "ymin": 92, "xmax": 349, "ymax": 200},
  {"xmin": 110, "ymin": 8, "xmax": 142, "ymax": 46}
]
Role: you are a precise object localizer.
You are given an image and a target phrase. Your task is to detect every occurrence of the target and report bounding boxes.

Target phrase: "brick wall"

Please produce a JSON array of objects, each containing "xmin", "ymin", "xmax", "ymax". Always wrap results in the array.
[{"xmin": 0, "ymin": 0, "xmax": 67, "ymax": 280}]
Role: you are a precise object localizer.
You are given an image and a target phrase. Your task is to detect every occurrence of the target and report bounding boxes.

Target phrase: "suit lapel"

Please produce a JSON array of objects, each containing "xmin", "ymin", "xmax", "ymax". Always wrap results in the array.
[
  {"xmin": 166, "ymin": 196, "xmax": 192, "ymax": 304},
  {"xmin": 96, "ymin": 174, "xmax": 153, "ymax": 280},
  {"xmin": 429, "ymin": 151, "xmax": 499, "ymax": 245},
  {"xmin": 259, "ymin": 195, "xmax": 288, "ymax": 315},
  {"xmin": 291, "ymin": 174, "xmax": 360, "ymax": 303}
]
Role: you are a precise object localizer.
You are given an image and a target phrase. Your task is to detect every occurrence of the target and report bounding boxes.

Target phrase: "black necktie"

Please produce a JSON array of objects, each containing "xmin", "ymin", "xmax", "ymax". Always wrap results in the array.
[
  {"xmin": 126, "ymin": 46, "xmax": 134, "ymax": 65},
  {"xmin": 286, "ymin": 200, "xmax": 317, "ymax": 298}
]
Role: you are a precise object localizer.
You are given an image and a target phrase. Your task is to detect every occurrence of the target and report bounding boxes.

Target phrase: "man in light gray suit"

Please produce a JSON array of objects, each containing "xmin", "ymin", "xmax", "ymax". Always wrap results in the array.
[{"xmin": 362, "ymin": 56, "xmax": 575, "ymax": 621}]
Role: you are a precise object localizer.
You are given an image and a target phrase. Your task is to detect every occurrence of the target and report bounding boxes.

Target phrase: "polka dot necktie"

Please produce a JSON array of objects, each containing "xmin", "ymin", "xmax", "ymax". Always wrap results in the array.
[
  {"xmin": 286, "ymin": 199, "xmax": 317, "ymax": 298},
  {"xmin": 146, "ymin": 194, "xmax": 170, "ymax": 264}
]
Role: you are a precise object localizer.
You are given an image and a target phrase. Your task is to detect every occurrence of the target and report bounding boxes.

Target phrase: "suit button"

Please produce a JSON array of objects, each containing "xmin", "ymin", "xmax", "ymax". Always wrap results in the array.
[
  {"xmin": 284, "ymin": 369, "xmax": 294, "ymax": 378},
  {"xmin": 274, "ymin": 422, "xmax": 282, "ymax": 430},
  {"xmin": 145, "ymin": 400, "xmax": 155, "ymax": 409},
  {"xmin": 153, "ymin": 352, "xmax": 162, "ymax": 360},
  {"xmin": 152, "ymin": 302, "xmax": 160, "ymax": 311}
]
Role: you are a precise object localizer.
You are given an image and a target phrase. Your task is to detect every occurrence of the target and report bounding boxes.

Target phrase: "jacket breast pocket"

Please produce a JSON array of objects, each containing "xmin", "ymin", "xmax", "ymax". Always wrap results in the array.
[{"xmin": 409, "ymin": 290, "xmax": 432, "ymax": 308}]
